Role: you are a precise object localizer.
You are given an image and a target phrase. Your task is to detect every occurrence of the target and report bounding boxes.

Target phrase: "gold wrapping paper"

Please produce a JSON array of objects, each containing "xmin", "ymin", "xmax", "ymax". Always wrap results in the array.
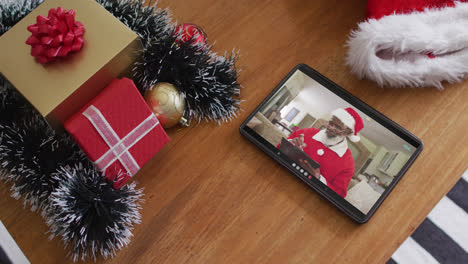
[{"xmin": 0, "ymin": 0, "xmax": 142, "ymax": 128}]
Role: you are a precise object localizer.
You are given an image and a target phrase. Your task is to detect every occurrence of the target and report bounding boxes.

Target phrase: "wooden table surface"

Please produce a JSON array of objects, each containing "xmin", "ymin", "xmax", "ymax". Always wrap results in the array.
[{"xmin": 1, "ymin": 0, "xmax": 468, "ymax": 263}]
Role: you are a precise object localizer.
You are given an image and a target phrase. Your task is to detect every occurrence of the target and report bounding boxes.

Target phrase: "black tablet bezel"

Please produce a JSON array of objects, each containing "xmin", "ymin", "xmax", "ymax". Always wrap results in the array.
[{"xmin": 239, "ymin": 64, "xmax": 423, "ymax": 223}]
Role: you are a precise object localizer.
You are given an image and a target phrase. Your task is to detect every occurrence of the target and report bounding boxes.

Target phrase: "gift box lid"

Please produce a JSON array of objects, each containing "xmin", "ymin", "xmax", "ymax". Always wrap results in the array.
[
  {"xmin": 0, "ymin": 0, "xmax": 142, "ymax": 127},
  {"xmin": 65, "ymin": 78, "xmax": 170, "ymax": 187}
]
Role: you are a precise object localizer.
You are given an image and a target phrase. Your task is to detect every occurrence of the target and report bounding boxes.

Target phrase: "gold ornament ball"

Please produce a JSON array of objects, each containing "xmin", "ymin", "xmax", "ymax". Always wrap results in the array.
[{"xmin": 144, "ymin": 82, "xmax": 185, "ymax": 128}]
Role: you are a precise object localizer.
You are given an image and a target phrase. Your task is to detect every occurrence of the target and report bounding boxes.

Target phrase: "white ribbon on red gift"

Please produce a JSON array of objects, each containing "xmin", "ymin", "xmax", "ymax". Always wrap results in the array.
[{"xmin": 83, "ymin": 105, "xmax": 159, "ymax": 176}]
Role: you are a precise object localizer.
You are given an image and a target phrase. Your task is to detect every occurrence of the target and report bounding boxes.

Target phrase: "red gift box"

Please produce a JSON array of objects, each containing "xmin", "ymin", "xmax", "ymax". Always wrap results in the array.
[{"xmin": 65, "ymin": 78, "xmax": 170, "ymax": 188}]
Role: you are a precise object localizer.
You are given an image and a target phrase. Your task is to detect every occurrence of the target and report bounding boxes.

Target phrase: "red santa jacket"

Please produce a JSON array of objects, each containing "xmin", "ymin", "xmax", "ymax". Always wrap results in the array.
[{"xmin": 282, "ymin": 128, "xmax": 355, "ymax": 198}]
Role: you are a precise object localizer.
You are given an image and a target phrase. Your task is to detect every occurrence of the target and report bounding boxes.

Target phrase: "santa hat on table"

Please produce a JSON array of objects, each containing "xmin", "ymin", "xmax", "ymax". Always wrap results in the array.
[
  {"xmin": 346, "ymin": 0, "xmax": 468, "ymax": 89},
  {"xmin": 331, "ymin": 108, "xmax": 364, "ymax": 142}
]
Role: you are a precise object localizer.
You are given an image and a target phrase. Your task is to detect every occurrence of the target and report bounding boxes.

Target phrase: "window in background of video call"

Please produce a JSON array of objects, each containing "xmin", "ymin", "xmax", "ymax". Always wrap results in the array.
[{"xmin": 247, "ymin": 70, "xmax": 417, "ymax": 214}]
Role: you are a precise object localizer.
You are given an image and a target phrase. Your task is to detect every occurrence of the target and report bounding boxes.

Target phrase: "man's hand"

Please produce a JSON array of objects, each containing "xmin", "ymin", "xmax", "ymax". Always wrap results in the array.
[
  {"xmin": 289, "ymin": 134, "xmax": 306, "ymax": 150},
  {"xmin": 299, "ymin": 159, "xmax": 320, "ymax": 179}
]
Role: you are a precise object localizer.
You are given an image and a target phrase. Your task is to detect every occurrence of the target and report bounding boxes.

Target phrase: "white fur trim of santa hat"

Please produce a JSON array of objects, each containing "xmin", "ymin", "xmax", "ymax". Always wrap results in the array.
[
  {"xmin": 346, "ymin": 1, "xmax": 468, "ymax": 89},
  {"xmin": 348, "ymin": 135, "xmax": 360, "ymax": 143}
]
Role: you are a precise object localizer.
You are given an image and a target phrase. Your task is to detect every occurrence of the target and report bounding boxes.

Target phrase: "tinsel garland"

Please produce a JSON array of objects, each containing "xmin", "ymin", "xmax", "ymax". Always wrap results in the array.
[
  {"xmin": 0, "ymin": 0, "xmax": 241, "ymax": 261},
  {"xmin": 96, "ymin": 0, "xmax": 241, "ymax": 123},
  {"xmin": 134, "ymin": 35, "xmax": 240, "ymax": 122},
  {"xmin": 0, "ymin": 0, "xmax": 43, "ymax": 36},
  {"xmin": 0, "ymin": 79, "xmax": 144, "ymax": 261},
  {"xmin": 47, "ymin": 164, "xmax": 143, "ymax": 261},
  {"xmin": 0, "ymin": 119, "xmax": 78, "ymax": 212},
  {"xmin": 96, "ymin": 0, "xmax": 172, "ymax": 42},
  {"xmin": 0, "ymin": 77, "xmax": 34, "ymax": 125}
]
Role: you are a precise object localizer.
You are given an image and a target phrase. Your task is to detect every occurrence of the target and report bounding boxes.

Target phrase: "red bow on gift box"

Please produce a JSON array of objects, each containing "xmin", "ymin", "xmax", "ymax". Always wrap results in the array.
[{"xmin": 25, "ymin": 7, "xmax": 85, "ymax": 64}]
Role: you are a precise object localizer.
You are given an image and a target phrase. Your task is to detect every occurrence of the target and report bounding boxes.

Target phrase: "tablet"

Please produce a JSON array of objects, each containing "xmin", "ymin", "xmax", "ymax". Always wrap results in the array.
[{"xmin": 240, "ymin": 64, "xmax": 423, "ymax": 223}]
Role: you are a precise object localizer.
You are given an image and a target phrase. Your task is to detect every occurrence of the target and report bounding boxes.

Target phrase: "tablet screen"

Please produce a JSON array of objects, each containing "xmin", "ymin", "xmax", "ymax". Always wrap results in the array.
[{"xmin": 241, "ymin": 65, "xmax": 422, "ymax": 221}]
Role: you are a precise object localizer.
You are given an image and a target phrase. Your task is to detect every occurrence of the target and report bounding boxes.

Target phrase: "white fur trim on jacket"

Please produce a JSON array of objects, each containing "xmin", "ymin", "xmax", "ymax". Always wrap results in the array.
[{"xmin": 346, "ymin": 2, "xmax": 468, "ymax": 89}]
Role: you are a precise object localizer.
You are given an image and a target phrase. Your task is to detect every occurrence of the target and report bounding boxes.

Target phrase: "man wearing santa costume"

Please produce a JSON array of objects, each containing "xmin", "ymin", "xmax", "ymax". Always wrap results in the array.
[{"xmin": 284, "ymin": 108, "xmax": 364, "ymax": 198}]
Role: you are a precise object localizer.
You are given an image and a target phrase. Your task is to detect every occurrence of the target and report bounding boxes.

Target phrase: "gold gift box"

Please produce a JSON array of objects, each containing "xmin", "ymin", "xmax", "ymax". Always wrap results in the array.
[{"xmin": 0, "ymin": 0, "xmax": 142, "ymax": 128}]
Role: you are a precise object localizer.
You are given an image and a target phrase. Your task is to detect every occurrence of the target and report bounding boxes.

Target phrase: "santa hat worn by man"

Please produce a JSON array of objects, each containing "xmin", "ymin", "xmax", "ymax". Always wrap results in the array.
[
  {"xmin": 346, "ymin": 0, "xmax": 468, "ymax": 89},
  {"xmin": 331, "ymin": 108, "xmax": 364, "ymax": 142}
]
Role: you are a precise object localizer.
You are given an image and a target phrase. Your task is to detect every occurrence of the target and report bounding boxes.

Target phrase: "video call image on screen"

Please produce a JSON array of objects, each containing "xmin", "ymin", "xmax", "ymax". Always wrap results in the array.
[{"xmin": 246, "ymin": 70, "xmax": 417, "ymax": 214}]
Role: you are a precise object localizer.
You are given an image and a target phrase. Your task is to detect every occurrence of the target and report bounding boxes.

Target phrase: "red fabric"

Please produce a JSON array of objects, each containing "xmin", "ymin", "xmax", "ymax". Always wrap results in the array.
[
  {"xmin": 366, "ymin": 0, "xmax": 458, "ymax": 20},
  {"xmin": 26, "ymin": 7, "xmax": 85, "ymax": 64},
  {"xmin": 281, "ymin": 128, "xmax": 355, "ymax": 198},
  {"xmin": 344, "ymin": 107, "xmax": 363, "ymax": 135},
  {"xmin": 65, "ymin": 78, "xmax": 170, "ymax": 189}
]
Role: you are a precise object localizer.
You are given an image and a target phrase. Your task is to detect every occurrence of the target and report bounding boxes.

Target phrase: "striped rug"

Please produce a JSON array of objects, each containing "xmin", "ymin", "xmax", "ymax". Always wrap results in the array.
[{"xmin": 388, "ymin": 169, "xmax": 468, "ymax": 264}]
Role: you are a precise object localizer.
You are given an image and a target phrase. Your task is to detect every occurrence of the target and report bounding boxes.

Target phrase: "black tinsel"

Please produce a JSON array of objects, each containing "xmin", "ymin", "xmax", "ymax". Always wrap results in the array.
[
  {"xmin": 0, "ymin": 0, "xmax": 241, "ymax": 261},
  {"xmin": 95, "ymin": 0, "xmax": 172, "ymax": 43},
  {"xmin": 47, "ymin": 164, "xmax": 143, "ymax": 261},
  {"xmin": 134, "ymin": 34, "xmax": 241, "ymax": 122},
  {"xmin": 96, "ymin": 0, "xmax": 241, "ymax": 123},
  {"xmin": 0, "ymin": 77, "xmax": 35, "ymax": 126},
  {"xmin": 0, "ymin": 117, "xmax": 82, "ymax": 212},
  {"xmin": 0, "ymin": 0, "xmax": 44, "ymax": 37}
]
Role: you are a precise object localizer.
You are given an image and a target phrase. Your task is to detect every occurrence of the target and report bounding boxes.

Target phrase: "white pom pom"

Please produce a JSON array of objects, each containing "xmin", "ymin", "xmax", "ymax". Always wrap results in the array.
[
  {"xmin": 348, "ymin": 134, "xmax": 360, "ymax": 142},
  {"xmin": 317, "ymin": 149, "xmax": 324, "ymax": 156}
]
